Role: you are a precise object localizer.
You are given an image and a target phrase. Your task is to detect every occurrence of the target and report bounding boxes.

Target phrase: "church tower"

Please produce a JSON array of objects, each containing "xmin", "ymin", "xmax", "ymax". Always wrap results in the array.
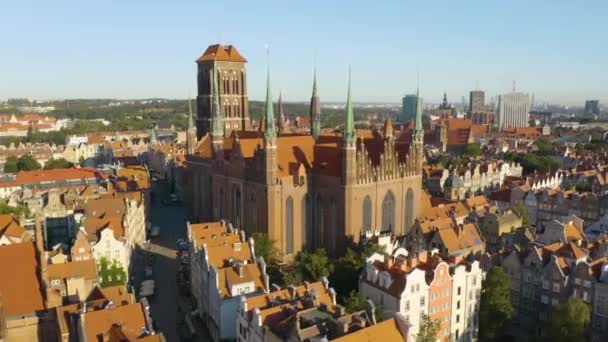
[
  {"xmin": 310, "ymin": 68, "xmax": 321, "ymax": 139},
  {"xmin": 195, "ymin": 44, "xmax": 249, "ymax": 138},
  {"xmin": 412, "ymin": 89, "xmax": 424, "ymax": 172},
  {"xmin": 186, "ymin": 98, "xmax": 197, "ymax": 155},
  {"xmin": 210, "ymin": 66, "xmax": 224, "ymax": 153},
  {"xmin": 342, "ymin": 70, "xmax": 357, "ymax": 185}
]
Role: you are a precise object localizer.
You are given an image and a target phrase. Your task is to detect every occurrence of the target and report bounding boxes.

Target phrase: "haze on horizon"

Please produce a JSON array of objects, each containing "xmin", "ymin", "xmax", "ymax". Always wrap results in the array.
[{"xmin": 1, "ymin": 0, "xmax": 607, "ymax": 106}]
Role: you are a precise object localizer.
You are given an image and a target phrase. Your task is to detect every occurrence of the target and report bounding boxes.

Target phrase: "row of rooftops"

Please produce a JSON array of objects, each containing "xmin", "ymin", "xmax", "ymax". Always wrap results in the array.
[
  {"xmin": 187, "ymin": 218, "xmax": 406, "ymax": 339},
  {"xmin": 362, "ymin": 249, "xmax": 480, "ymax": 298},
  {"xmin": 0, "ymin": 232, "xmax": 164, "ymax": 341}
]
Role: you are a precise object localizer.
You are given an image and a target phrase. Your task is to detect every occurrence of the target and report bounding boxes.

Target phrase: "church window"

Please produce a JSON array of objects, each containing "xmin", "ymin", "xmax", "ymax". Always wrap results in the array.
[
  {"xmin": 382, "ymin": 191, "xmax": 395, "ymax": 232},
  {"xmin": 302, "ymin": 195, "xmax": 311, "ymax": 249},
  {"xmin": 329, "ymin": 197, "xmax": 337, "ymax": 251},
  {"xmin": 315, "ymin": 194, "xmax": 323, "ymax": 247},
  {"xmin": 362, "ymin": 195, "xmax": 372, "ymax": 232},
  {"xmin": 286, "ymin": 196, "xmax": 294, "ymax": 254},
  {"xmin": 405, "ymin": 188, "xmax": 415, "ymax": 232}
]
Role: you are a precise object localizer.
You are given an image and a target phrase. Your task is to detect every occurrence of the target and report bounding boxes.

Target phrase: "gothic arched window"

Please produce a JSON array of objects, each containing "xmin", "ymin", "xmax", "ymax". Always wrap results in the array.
[
  {"xmin": 250, "ymin": 192, "xmax": 257, "ymax": 232},
  {"xmin": 302, "ymin": 195, "xmax": 311, "ymax": 249},
  {"xmin": 382, "ymin": 191, "xmax": 395, "ymax": 232},
  {"xmin": 315, "ymin": 194, "xmax": 323, "ymax": 247},
  {"xmin": 286, "ymin": 196, "xmax": 294, "ymax": 254},
  {"xmin": 362, "ymin": 195, "xmax": 372, "ymax": 233},
  {"xmin": 329, "ymin": 197, "xmax": 337, "ymax": 251},
  {"xmin": 405, "ymin": 188, "xmax": 415, "ymax": 233}
]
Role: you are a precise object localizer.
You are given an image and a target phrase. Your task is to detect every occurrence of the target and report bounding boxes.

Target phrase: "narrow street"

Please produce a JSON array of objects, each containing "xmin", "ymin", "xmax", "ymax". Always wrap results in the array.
[{"xmin": 141, "ymin": 180, "xmax": 210, "ymax": 341}]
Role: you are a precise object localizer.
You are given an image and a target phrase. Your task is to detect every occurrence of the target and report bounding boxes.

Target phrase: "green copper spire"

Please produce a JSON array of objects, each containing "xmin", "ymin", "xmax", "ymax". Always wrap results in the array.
[
  {"xmin": 343, "ymin": 68, "xmax": 356, "ymax": 146},
  {"xmin": 310, "ymin": 66, "xmax": 321, "ymax": 139},
  {"xmin": 211, "ymin": 67, "xmax": 223, "ymax": 137},
  {"xmin": 414, "ymin": 88, "xmax": 423, "ymax": 134},
  {"xmin": 264, "ymin": 68, "xmax": 276, "ymax": 141}
]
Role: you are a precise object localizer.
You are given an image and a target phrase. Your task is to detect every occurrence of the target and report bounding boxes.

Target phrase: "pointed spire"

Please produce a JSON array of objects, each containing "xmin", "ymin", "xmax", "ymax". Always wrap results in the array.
[
  {"xmin": 264, "ymin": 67, "xmax": 276, "ymax": 141},
  {"xmin": 414, "ymin": 88, "xmax": 423, "ymax": 134},
  {"xmin": 343, "ymin": 67, "xmax": 356, "ymax": 147},
  {"xmin": 383, "ymin": 117, "xmax": 394, "ymax": 138},
  {"xmin": 310, "ymin": 65, "xmax": 321, "ymax": 139},
  {"xmin": 187, "ymin": 98, "xmax": 195, "ymax": 131}
]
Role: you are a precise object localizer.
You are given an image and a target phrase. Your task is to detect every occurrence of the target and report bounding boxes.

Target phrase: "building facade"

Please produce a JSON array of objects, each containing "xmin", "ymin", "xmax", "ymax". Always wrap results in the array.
[
  {"xmin": 186, "ymin": 44, "xmax": 424, "ymax": 256},
  {"xmin": 469, "ymin": 90, "xmax": 485, "ymax": 114},
  {"xmin": 359, "ymin": 251, "xmax": 483, "ymax": 341},
  {"xmin": 497, "ymin": 92, "xmax": 531, "ymax": 130}
]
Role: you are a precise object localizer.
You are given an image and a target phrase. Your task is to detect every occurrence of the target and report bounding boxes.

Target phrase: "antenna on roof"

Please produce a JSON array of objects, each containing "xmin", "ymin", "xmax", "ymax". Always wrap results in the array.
[{"xmin": 475, "ymin": 80, "xmax": 479, "ymax": 90}]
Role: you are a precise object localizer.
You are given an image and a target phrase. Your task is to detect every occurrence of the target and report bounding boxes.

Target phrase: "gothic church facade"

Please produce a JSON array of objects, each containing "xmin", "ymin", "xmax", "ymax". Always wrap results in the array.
[{"xmin": 186, "ymin": 44, "xmax": 424, "ymax": 256}]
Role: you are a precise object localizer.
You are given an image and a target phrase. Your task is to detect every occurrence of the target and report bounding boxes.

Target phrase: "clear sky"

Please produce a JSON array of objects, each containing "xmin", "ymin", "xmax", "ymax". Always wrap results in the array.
[{"xmin": 1, "ymin": 0, "xmax": 607, "ymax": 105}]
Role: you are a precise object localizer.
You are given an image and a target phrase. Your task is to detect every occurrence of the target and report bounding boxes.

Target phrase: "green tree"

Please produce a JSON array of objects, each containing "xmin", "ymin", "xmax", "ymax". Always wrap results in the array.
[
  {"xmin": 479, "ymin": 267, "xmax": 514, "ymax": 341},
  {"xmin": 295, "ymin": 248, "xmax": 334, "ymax": 281},
  {"xmin": 16, "ymin": 155, "xmax": 42, "ymax": 171},
  {"xmin": 43, "ymin": 158, "xmax": 74, "ymax": 170},
  {"xmin": 331, "ymin": 241, "xmax": 385, "ymax": 301},
  {"xmin": 0, "ymin": 202, "xmax": 31, "ymax": 218},
  {"xmin": 546, "ymin": 297, "xmax": 590, "ymax": 342},
  {"xmin": 534, "ymin": 137, "xmax": 553, "ymax": 155},
  {"xmin": 97, "ymin": 257, "xmax": 127, "ymax": 288},
  {"xmin": 3, "ymin": 156, "xmax": 18, "ymax": 173},
  {"xmin": 417, "ymin": 314, "xmax": 441, "ymax": 342},
  {"xmin": 252, "ymin": 233, "xmax": 283, "ymax": 285},
  {"xmin": 511, "ymin": 204, "xmax": 531, "ymax": 227},
  {"xmin": 342, "ymin": 290, "xmax": 366, "ymax": 313},
  {"xmin": 463, "ymin": 143, "xmax": 482, "ymax": 156}
]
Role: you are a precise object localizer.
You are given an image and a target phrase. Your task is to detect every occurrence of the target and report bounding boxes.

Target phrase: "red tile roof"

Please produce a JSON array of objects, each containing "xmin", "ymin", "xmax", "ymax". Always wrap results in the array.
[
  {"xmin": 0, "ymin": 242, "xmax": 45, "ymax": 316},
  {"xmin": 196, "ymin": 44, "xmax": 247, "ymax": 63}
]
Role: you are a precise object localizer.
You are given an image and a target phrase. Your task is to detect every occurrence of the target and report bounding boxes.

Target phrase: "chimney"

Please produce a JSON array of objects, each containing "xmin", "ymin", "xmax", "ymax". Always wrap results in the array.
[
  {"xmin": 417, "ymin": 250, "xmax": 428, "ymax": 263},
  {"xmin": 384, "ymin": 255, "xmax": 394, "ymax": 269},
  {"xmin": 287, "ymin": 285, "xmax": 297, "ymax": 299},
  {"xmin": 407, "ymin": 254, "xmax": 418, "ymax": 269}
]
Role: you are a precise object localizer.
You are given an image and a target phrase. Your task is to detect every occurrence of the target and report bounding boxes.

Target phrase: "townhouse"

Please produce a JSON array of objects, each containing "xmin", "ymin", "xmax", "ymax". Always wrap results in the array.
[
  {"xmin": 188, "ymin": 220, "xmax": 269, "ymax": 341},
  {"xmin": 237, "ymin": 279, "xmax": 365, "ymax": 341},
  {"xmin": 359, "ymin": 250, "xmax": 483, "ymax": 341},
  {"xmin": 500, "ymin": 239, "xmax": 608, "ymax": 340}
]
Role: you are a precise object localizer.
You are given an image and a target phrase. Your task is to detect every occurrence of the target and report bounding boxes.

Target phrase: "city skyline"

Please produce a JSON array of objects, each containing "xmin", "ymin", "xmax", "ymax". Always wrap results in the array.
[{"xmin": 1, "ymin": 1, "xmax": 607, "ymax": 105}]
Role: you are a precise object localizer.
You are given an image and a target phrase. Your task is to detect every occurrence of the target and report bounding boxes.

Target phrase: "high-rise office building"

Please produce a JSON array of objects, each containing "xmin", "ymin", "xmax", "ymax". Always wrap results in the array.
[
  {"xmin": 469, "ymin": 90, "xmax": 485, "ymax": 113},
  {"xmin": 402, "ymin": 94, "xmax": 420, "ymax": 123},
  {"xmin": 585, "ymin": 100, "xmax": 600, "ymax": 117},
  {"xmin": 497, "ymin": 92, "xmax": 531, "ymax": 129}
]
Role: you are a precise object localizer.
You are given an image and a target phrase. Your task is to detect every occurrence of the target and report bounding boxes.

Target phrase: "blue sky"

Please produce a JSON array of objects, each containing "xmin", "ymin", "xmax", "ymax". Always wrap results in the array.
[{"xmin": 1, "ymin": 0, "xmax": 606, "ymax": 105}]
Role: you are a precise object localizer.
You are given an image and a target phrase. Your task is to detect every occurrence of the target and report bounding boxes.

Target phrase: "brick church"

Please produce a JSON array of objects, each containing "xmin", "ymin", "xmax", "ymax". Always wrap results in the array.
[{"xmin": 185, "ymin": 44, "xmax": 424, "ymax": 256}]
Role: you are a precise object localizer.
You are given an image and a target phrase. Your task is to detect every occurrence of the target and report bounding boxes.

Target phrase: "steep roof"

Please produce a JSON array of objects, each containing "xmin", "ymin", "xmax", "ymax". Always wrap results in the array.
[
  {"xmin": 81, "ymin": 303, "xmax": 147, "ymax": 341},
  {"xmin": 206, "ymin": 241, "xmax": 253, "ymax": 268},
  {"xmin": 47, "ymin": 259, "xmax": 97, "ymax": 281},
  {"xmin": 216, "ymin": 263, "xmax": 267, "ymax": 298},
  {"xmin": 196, "ymin": 44, "xmax": 247, "ymax": 63},
  {"xmin": 0, "ymin": 214, "xmax": 26, "ymax": 240},
  {"xmin": 0, "ymin": 242, "xmax": 45, "ymax": 316},
  {"xmin": 332, "ymin": 317, "xmax": 408, "ymax": 342}
]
